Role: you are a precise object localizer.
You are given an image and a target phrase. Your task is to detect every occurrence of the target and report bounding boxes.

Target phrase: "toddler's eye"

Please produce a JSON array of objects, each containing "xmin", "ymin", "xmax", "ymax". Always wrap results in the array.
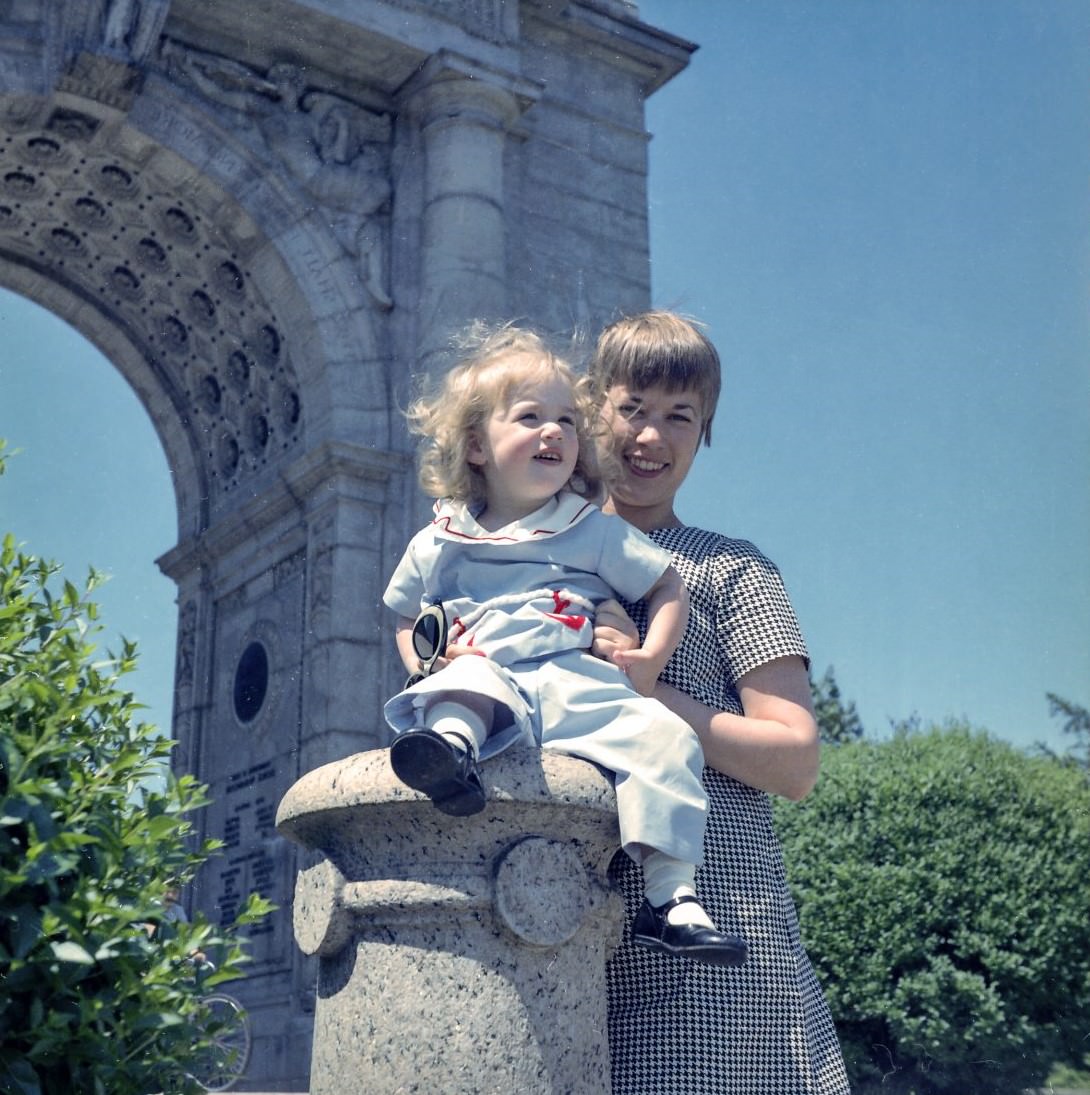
[{"xmin": 560, "ymin": 415, "xmax": 575, "ymax": 426}]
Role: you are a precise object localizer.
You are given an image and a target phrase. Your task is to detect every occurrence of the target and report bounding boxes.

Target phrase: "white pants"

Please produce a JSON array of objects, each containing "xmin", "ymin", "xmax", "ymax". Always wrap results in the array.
[{"xmin": 384, "ymin": 650, "xmax": 708, "ymax": 865}]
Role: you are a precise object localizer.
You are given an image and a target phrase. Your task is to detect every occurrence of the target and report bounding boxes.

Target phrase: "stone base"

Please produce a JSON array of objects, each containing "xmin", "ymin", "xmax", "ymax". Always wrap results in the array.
[{"xmin": 276, "ymin": 747, "xmax": 623, "ymax": 1095}]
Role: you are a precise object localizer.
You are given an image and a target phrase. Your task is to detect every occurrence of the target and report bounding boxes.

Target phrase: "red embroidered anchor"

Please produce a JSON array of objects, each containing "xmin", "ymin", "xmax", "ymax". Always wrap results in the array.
[{"xmin": 544, "ymin": 589, "xmax": 586, "ymax": 631}]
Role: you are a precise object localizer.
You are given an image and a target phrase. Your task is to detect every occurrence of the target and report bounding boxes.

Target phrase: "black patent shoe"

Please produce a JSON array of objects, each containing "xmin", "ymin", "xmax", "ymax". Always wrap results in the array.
[
  {"xmin": 389, "ymin": 728, "xmax": 486, "ymax": 817},
  {"xmin": 632, "ymin": 896, "xmax": 747, "ymax": 967}
]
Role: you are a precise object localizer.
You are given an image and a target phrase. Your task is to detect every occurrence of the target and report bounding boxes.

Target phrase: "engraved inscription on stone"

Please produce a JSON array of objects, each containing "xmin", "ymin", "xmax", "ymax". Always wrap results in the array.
[{"xmin": 216, "ymin": 761, "xmax": 283, "ymax": 958}]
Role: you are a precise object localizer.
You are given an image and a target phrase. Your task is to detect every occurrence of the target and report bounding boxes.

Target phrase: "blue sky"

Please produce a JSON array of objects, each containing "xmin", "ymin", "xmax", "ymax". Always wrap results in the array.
[
  {"xmin": 638, "ymin": 0, "xmax": 1089, "ymax": 750},
  {"xmin": 1, "ymin": 0, "xmax": 1087, "ymax": 753},
  {"xmin": 0, "ymin": 296, "xmax": 178, "ymax": 734}
]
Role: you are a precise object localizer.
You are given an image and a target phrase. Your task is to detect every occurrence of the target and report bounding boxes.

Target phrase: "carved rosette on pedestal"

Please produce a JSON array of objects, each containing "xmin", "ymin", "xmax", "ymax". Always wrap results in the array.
[{"xmin": 276, "ymin": 747, "xmax": 623, "ymax": 1095}]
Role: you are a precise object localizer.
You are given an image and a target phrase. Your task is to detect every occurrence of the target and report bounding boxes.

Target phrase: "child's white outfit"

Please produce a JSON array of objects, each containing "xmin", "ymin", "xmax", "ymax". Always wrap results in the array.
[{"xmin": 382, "ymin": 491, "xmax": 708, "ymax": 867}]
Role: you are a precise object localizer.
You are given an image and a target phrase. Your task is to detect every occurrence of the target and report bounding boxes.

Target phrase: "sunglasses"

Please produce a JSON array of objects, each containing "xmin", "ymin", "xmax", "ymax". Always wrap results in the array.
[{"xmin": 405, "ymin": 601, "xmax": 447, "ymax": 687}]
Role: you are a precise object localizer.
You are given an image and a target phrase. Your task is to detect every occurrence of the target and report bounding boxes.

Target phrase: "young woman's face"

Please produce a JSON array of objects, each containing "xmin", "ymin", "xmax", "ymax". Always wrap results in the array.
[
  {"xmin": 601, "ymin": 383, "xmax": 704, "ymax": 531},
  {"xmin": 468, "ymin": 373, "xmax": 580, "ymax": 524}
]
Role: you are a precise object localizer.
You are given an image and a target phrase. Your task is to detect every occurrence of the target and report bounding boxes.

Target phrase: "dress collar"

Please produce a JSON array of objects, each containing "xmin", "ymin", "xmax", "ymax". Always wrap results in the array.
[{"xmin": 431, "ymin": 492, "xmax": 598, "ymax": 543}]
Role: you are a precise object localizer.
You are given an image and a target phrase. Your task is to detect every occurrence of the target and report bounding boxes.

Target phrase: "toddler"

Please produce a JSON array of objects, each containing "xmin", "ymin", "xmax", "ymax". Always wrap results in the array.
[{"xmin": 382, "ymin": 326, "xmax": 745, "ymax": 966}]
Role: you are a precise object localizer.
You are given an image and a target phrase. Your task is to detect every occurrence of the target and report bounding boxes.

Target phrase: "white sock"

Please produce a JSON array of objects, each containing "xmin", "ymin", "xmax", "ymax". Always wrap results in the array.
[
  {"xmin": 424, "ymin": 701, "xmax": 488, "ymax": 759},
  {"xmin": 642, "ymin": 851, "xmax": 714, "ymax": 929}
]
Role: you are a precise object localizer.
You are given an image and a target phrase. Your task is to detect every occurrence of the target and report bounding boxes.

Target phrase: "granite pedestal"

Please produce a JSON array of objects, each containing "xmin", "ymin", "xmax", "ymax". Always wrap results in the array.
[{"xmin": 276, "ymin": 747, "xmax": 623, "ymax": 1094}]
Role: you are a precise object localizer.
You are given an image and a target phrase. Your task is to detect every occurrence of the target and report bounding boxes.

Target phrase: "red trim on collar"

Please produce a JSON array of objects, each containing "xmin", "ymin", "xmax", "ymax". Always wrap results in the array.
[{"xmin": 431, "ymin": 498, "xmax": 597, "ymax": 543}]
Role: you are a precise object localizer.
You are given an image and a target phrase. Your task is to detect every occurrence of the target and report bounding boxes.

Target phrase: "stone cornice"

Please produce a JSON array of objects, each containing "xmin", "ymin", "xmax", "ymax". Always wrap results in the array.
[
  {"xmin": 525, "ymin": 0, "xmax": 695, "ymax": 95},
  {"xmin": 157, "ymin": 440, "xmax": 410, "ymax": 581}
]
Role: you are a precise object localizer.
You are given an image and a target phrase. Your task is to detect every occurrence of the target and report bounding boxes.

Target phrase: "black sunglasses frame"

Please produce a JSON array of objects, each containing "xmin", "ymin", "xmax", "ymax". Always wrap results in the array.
[{"xmin": 404, "ymin": 601, "xmax": 447, "ymax": 688}]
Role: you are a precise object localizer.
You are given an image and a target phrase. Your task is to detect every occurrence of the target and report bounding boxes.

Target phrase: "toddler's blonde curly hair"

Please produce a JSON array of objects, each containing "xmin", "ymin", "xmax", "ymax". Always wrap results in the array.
[{"xmin": 407, "ymin": 325, "xmax": 609, "ymax": 508}]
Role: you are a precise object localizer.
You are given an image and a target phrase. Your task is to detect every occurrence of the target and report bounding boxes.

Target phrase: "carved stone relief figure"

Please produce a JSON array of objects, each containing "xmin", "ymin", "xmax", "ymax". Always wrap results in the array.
[
  {"xmin": 304, "ymin": 94, "xmax": 393, "ymax": 311},
  {"xmin": 175, "ymin": 599, "xmax": 198, "ymax": 692},
  {"xmin": 101, "ymin": 0, "xmax": 169, "ymax": 62},
  {"xmin": 160, "ymin": 42, "xmax": 393, "ymax": 311},
  {"xmin": 102, "ymin": 0, "xmax": 138, "ymax": 48},
  {"xmin": 160, "ymin": 39, "xmax": 288, "ymax": 126}
]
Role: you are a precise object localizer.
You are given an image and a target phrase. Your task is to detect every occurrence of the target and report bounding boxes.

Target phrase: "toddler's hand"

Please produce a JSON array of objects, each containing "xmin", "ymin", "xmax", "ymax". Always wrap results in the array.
[
  {"xmin": 431, "ymin": 643, "xmax": 486, "ymax": 673},
  {"xmin": 611, "ymin": 647, "xmax": 661, "ymax": 697}
]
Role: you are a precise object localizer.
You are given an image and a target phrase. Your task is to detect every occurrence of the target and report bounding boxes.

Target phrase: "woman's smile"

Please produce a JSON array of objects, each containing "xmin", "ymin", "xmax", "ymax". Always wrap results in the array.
[{"xmin": 625, "ymin": 453, "xmax": 669, "ymax": 476}]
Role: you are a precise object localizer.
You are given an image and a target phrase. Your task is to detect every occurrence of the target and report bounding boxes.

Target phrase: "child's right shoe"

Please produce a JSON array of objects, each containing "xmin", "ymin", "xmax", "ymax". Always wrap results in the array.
[
  {"xmin": 389, "ymin": 727, "xmax": 486, "ymax": 817},
  {"xmin": 632, "ymin": 895, "xmax": 747, "ymax": 967}
]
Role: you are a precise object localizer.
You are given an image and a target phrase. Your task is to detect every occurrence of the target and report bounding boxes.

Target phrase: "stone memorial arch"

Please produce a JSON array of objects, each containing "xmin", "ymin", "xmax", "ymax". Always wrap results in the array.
[{"xmin": 0, "ymin": 1, "xmax": 691, "ymax": 1088}]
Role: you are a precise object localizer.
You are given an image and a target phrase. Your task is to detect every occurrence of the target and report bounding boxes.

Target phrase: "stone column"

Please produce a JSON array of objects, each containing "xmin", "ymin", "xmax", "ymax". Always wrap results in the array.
[
  {"xmin": 276, "ymin": 747, "xmax": 623, "ymax": 1095},
  {"xmin": 403, "ymin": 51, "xmax": 541, "ymax": 374}
]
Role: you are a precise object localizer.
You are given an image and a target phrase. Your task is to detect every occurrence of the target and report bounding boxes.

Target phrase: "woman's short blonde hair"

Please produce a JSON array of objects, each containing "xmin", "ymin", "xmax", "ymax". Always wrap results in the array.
[
  {"xmin": 589, "ymin": 311, "xmax": 722, "ymax": 447},
  {"xmin": 408, "ymin": 325, "xmax": 608, "ymax": 507}
]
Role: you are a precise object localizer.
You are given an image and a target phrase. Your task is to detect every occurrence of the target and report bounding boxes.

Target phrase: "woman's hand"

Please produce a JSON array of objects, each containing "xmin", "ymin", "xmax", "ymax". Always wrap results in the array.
[{"xmin": 592, "ymin": 598, "xmax": 639, "ymax": 662}]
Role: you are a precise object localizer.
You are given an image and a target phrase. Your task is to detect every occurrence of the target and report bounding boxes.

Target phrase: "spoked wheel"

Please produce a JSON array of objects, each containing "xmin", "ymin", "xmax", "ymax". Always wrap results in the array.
[{"xmin": 187, "ymin": 992, "xmax": 252, "ymax": 1092}]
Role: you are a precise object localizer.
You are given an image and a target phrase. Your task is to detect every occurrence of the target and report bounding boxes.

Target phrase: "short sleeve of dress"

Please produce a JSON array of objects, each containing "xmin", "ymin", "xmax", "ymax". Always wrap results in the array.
[
  {"xmin": 713, "ymin": 536, "xmax": 809, "ymax": 686},
  {"xmin": 590, "ymin": 511, "xmax": 674, "ymax": 603},
  {"xmin": 383, "ymin": 534, "xmax": 430, "ymax": 618},
  {"xmin": 622, "ymin": 527, "xmax": 809, "ymax": 718}
]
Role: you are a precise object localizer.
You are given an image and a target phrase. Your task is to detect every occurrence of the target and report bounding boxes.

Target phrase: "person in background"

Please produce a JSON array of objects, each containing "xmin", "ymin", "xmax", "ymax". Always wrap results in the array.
[{"xmin": 160, "ymin": 883, "xmax": 188, "ymax": 926}]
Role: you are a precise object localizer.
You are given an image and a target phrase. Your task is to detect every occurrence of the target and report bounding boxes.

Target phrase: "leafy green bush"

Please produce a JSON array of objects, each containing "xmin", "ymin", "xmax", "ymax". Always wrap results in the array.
[
  {"xmin": 0, "ymin": 508, "xmax": 271, "ymax": 1093},
  {"xmin": 775, "ymin": 724, "xmax": 1090, "ymax": 1095}
]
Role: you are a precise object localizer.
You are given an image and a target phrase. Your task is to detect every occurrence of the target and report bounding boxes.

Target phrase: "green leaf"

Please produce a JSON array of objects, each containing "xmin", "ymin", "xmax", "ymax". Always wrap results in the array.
[
  {"xmin": 50, "ymin": 941, "xmax": 95, "ymax": 965},
  {"xmin": 0, "ymin": 1055, "xmax": 42, "ymax": 1095},
  {"xmin": 0, "ymin": 476, "xmax": 273, "ymax": 1093},
  {"xmin": 10, "ymin": 904, "xmax": 43, "ymax": 959},
  {"xmin": 774, "ymin": 725, "xmax": 1090, "ymax": 1093}
]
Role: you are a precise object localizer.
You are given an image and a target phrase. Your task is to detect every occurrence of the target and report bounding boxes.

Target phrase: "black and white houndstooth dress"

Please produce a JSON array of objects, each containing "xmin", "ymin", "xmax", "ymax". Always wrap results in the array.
[{"xmin": 607, "ymin": 526, "xmax": 850, "ymax": 1094}]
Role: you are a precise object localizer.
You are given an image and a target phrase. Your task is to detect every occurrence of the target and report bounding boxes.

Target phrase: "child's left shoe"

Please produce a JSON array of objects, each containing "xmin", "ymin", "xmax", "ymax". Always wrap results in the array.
[
  {"xmin": 389, "ymin": 727, "xmax": 486, "ymax": 817},
  {"xmin": 632, "ymin": 895, "xmax": 747, "ymax": 967}
]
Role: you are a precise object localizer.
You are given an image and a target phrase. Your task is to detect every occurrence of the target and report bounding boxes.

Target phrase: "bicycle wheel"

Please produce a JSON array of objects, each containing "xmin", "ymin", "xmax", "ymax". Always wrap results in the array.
[{"xmin": 187, "ymin": 992, "xmax": 252, "ymax": 1092}]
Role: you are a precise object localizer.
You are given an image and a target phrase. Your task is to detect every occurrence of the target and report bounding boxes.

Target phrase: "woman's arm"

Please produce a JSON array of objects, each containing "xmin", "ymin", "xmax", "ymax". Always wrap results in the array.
[
  {"xmin": 653, "ymin": 656, "xmax": 819, "ymax": 801},
  {"xmin": 593, "ymin": 599, "xmax": 819, "ymax": 801}
]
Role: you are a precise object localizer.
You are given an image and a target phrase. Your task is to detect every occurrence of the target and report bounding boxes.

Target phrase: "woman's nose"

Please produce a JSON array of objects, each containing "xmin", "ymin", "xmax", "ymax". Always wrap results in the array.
[{"xmin": 634, "ymin": 418, "xmax": 662, "ymax": 443}]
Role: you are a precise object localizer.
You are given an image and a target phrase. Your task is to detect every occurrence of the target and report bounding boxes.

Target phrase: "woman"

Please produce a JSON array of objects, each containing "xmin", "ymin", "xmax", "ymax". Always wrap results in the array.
[{"xmin": 589, "ymin": 312, "xmax": 850, "ymax": 1094}]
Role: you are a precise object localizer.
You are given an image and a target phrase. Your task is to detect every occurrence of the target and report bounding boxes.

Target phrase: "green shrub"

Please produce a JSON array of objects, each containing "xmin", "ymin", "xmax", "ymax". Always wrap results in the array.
[
  {"xmin": 775, "ymin": 724, "xmax": 1090, "ymax": 1095},
  {"xmin": 0, "ymin": 517, "xmax": 272, "ymax": 1094}
]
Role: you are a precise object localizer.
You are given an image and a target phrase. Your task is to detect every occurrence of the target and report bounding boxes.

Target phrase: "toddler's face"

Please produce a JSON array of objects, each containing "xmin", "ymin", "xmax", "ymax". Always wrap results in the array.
[{"xmin": 468, "ymin": 374, "xmax": 579, "ymax": 523}]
